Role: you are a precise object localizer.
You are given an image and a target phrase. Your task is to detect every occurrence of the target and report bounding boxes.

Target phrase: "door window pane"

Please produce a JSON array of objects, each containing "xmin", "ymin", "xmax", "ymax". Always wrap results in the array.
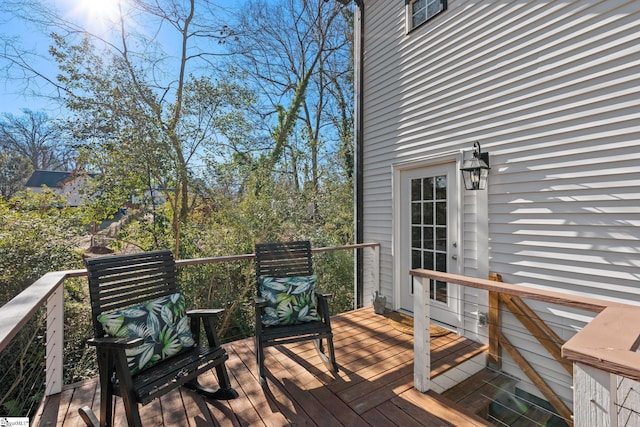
[
  {"xmin": 412, "ymin": 249, "xmax": 422, "ymax": 269},
  {"xmin": 436, "ymin": 227, "xmax": 446, "ymax": 251},
  {"xmin": 424, "ymin": 177, "xmax": 434, "ymax": 200},
  {"xmin": 435, "ymin": 281, "xmax": 447, "ymax": 303},
  {"xmin": 435, "ymin": 201, "xmax": 446, "ymax": 225},
  {"xmin": 411, "ymin": 178, "xmax": 421, "ymax": 201},
  {"xmin": 412, "ymin": 226, "xmax": 422, "ymax": 248},
  {"xmin": 436, "ymin": 252, "xmax": 447, "ymax": 272},
  {"xmin": 412, "ymin": 202, "xmax": 421, "ymax": 224},
  {"xmin": 424, "ymin": 227, "xmax": 434, "ymax": 250},
  {"xmin": 423, "ymin": 201, "xmax": 434, "ymax": 224},
  {"xmin": 423, "ymin": 252, "xmax": 434, "ymax": 270},
  {"xmin": 409, "ymin": 173, "xmax": 449, "ymax": 305},
  {"xmin": 435, "ymin": 175, "xmax": 447, "ymax": 200}
]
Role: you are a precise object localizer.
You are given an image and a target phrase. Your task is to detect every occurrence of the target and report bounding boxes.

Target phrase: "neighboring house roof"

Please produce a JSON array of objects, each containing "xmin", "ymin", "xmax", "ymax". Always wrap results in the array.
[
  {"xmin": 25, "ymin": 170, "xmax": 96, "ymax": 188},
  {"xmin": 25, "ymin": 170, "xmax": 97, "ymax": 207},
  {"xmin": 25, "ymin": 171, "xmax": 75, "ymax": 188}
]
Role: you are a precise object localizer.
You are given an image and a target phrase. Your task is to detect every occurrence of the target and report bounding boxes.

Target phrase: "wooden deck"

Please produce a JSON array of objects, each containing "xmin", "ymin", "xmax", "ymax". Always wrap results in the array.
[{"xmin": 35, "ymin": 308, "xmax": 491, "ymax": 426}]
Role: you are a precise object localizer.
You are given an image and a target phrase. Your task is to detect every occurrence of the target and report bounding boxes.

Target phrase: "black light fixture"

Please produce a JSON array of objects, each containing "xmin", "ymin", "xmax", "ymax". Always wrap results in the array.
[{"xmin": 461, "ymin": 141, "xmax": 490, "ymax": 190}]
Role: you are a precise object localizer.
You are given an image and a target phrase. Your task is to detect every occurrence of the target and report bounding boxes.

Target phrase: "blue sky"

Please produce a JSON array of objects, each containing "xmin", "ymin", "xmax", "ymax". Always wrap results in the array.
[{"xmin": 0, "ymin": 0, "xmax": 241, "ymax": 117}]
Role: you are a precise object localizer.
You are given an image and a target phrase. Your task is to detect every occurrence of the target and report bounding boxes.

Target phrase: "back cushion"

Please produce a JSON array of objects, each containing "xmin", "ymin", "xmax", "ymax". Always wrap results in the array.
[
  {"xmin": 97, "ymin": 291, "xmax": 195, "ymax": 375},
  {"xmin": 259, "ymin": 275, "xmax": 321, "ymax": 326}
]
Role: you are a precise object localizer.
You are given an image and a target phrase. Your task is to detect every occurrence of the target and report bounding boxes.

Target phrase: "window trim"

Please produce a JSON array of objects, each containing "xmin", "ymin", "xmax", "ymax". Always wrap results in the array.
[{"xmin": 406, "ymin": 0, "xmax": 448, "ymax": 33}]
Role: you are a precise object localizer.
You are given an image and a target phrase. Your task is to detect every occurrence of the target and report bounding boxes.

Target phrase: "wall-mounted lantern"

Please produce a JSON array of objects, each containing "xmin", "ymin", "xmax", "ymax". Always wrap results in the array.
[{"xmin": 461, "ymin": 142, "xmax": 490, "ymax": 190}]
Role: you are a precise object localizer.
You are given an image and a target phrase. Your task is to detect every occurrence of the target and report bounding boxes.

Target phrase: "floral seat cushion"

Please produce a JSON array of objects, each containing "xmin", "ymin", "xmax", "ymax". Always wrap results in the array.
[
  {"xmin": 97, "ymin": 291, "xmax": 196, "ymax": 375},
  {"xmin": 259, "ymin": 275, "xmax": 321, "ymax": 326}
]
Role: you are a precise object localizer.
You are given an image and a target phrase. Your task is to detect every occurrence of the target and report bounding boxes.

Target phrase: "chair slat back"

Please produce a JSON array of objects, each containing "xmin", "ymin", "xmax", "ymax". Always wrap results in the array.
[
  {"xmin": 255, "ymin": 241, "xmax": 313, "ymax": 292},
  {"xmin": 85, "ymin": 250, "xmax": 179, "ymax": 337}
]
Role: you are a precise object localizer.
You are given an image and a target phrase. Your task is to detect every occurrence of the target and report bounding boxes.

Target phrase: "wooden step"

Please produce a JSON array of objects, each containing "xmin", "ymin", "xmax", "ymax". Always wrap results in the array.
[
  {"xmin": 444, "ymin": 368, "xmax": 557, "ymax": 426},
  {"xmin": 442, "ymin": 368, "xmax": 518, "ymax": 420},
  {"xmin": 400, "ymin": 388, "xmax": 494, "ymax": 426},
  {"xmin": 509, "ymin": 404, "xmax": 554, "ymax": 427}
]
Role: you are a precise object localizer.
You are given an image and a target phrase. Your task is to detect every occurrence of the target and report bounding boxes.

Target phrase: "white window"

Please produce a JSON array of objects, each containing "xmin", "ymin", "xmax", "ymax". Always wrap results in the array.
[{"xmin": 408, "ymin": 0, "xmax": 447, "ymax": 30}]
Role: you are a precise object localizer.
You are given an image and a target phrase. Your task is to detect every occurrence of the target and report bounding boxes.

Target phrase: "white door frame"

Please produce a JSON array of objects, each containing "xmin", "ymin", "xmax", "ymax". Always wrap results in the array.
[{"xmin": 392, "ymin": 151, "xmax": 465, "ymax": 329}]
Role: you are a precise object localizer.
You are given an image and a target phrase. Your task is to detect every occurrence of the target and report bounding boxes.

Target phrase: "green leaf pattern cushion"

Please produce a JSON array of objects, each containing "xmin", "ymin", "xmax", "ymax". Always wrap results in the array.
[
  {"xmin": 259, "ymin": 275, "xmax": 321, "ymax": 326},
  {"xmin": 97, "ymin": 292, "xmax": 196, "ymax": 375}
]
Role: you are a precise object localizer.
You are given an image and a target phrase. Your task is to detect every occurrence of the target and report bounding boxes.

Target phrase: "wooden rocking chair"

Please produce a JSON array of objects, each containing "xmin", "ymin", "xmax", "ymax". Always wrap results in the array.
[
  {"xmin": 254, "ymin": 240, "xmax": 338, "ymax": 384},
  {"xmin": 79, "ymin": 250, "xmax": 238, "ymax": 427}
]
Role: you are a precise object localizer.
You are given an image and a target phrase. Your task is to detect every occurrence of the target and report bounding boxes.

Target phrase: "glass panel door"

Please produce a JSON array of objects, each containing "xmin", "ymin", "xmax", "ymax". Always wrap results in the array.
[
  {"xmin": 411, "ymin": 175, "xmax": 449, "ymax": 304},
  {"xmin": 400, "ymin": 162, "xmax": 460, "ymax": 327}
]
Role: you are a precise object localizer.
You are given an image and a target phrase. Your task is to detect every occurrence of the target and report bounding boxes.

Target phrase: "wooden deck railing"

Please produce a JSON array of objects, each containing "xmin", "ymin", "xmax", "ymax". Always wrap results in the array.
[
  {"xmin": 5, "ymin": 247, "xmax": 635, "ymax": 426},
  {"xmin": 410, "ymin": 268, "xmax": 640, "ymax": 427},
  {"xmin": 0, "ymin": 243, "xmax": 379, "ymax": 414}
]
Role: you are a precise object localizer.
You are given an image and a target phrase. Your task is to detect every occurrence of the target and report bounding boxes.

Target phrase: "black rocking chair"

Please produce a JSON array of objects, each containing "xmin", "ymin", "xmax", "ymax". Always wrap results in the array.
[
  {"xmin": 79, "ymin": 250, "xmax": 238, "ymax": 427},
  {"xmin": 254, "ymin": 240, "xmax": 338, "ymax": 384}
]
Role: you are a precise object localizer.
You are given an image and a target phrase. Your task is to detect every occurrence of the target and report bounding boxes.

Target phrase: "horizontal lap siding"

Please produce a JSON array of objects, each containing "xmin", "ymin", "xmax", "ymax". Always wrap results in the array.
[
  {"xmin": 499, "ymin": 300, "xmax": 596, "ymax": 404},
  {"xmin": 490, "ymin": 138, "xmax": 640, "ymax": 300},
  {"xmin": 363, "ymin": 0, "xmax": 640, "ymax": 408},
  {"xmin": 363, "ymin": 0, "xmax": 405, "ymax": 300}
]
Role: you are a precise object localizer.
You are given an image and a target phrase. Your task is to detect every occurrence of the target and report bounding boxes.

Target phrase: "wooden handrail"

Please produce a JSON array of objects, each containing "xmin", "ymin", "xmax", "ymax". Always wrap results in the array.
[
  {"xmin": 411, "ymin": 268, "xmax": 640, "ymax": 409},
  {"xmin": 410, "ymin": 269, "xmax": 635, "ymax": 312},
  {"xmin": 176, "ymin": 243, "xmax": 380, "ymax": 266},
  {"xmin": 0, "ymin": 269, "xmax": 86, "ymax": 353},
  {"xmin": 0, "ymin": 243, "xmax": 379, "ymax": 398},
  {"xmin": 563, "ymin": 306, "xmax": 640, "ymax": 382},
  {"xmin": 313, "ymin": 242, "xmax": 380, "ymax": 252},
  {"xmin": 0, "ymin": 243, "xmax": 379, "ymax": 359}
]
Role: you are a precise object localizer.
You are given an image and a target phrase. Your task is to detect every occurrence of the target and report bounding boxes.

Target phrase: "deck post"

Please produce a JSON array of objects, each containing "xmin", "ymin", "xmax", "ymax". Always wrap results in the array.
[
  {"xmin": 573, "ymin": 362, "xmax": 640, "ymax": 427},
  {"xmin": 487, "ymin": 291, "xmax": 500, "ymax": 367},
  {"xmin": 360, "ymin": 245, "xmax": 380, "ymax": 309},
  {"xmin": 573, "ymin": 362, "xmax": 614, "ymax": 426},
  {"xmin": 371, "ymin": 244, "xmax": 379, "ymax": 299},
  {"xmin": 487, "ymin": 273, "xmax": 502, "ymax": 368},
  {"xmin": 45, "ymin": 283, "xmax": 64, "ymax": 395},
  {"xmin": 413, "ymin": 275, "xmax": 431, "ymax": 392}
]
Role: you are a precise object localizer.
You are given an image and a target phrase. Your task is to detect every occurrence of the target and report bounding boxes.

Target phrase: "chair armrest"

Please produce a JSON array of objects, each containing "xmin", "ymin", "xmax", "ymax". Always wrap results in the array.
[
  {"xmin": 188, "ymin": 309, "xmax": 226, "ymax": 347},
  {"xmin": 87, "ymin": 336, "xmax": 143, "ymax": 350},
  {"xmin": 254, "ymin": 296, "xmax": 267, "ymax": 308},
  {"xmin": 187, "ymin": 308, "xmax": 225, "ymax": 318},
  {"xmin": 314, "ymin": 291, "xmax": 332, "ymax": 322},
  {"xmin": 315, "ymin": 290, "xmax": 333, "ymax": 299}
]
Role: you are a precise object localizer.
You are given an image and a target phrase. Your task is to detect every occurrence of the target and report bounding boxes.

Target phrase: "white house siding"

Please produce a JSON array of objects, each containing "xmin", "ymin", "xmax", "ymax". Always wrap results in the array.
[
  {"xmin": 362, "ymin": 0, "xmax": 640, "ymax": 409},
  {"xmin": 362, "ymin": 0, "xmax": 406, "ymax": 304},
  {"xmin": 28, "ymin": 175, "xmax": 90, "ymax": 207}
]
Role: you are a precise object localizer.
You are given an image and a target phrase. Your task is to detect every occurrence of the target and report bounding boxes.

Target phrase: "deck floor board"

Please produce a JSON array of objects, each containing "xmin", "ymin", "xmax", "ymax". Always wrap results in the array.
[{"xmin": 35, "ymin": 308, "xmax": 492, "ymax": 427}]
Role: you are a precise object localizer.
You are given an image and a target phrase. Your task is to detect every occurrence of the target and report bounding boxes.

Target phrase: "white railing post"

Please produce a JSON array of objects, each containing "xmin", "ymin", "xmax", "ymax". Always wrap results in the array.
[
  {"xmin": 45, "ymin": 283, "xmax": 64, "ymax": 395},
  {"xmin": 413, "ymin": 275, "xmax": 431, "ymax": 392},
  {"xmin": 573, "ymin": 363, "xmax": 614, "ymax": 426},
  {"xmin": 359, "ymin": 244, "xmax": 380, "ymax": 309},
  {"xmin": 354, "ymin": 247, "xmax": 359, "ymax": 310},
  {"xmin": 574, "ymin": 362, "xmax": 640, "ymax": 427},
  {"xmin": 564, "ymin": 306, "xmax": 640, "ymax": 426},
  {"xmin": 370, "ymin": 244, "xmax": 379, "ymax": 298}
]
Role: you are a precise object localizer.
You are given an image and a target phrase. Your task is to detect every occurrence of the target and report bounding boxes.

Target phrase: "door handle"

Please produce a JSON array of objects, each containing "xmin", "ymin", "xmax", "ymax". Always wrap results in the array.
[{"xmin": 452, "ymin": 254, "xmax": 458, "ymax": 260}]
